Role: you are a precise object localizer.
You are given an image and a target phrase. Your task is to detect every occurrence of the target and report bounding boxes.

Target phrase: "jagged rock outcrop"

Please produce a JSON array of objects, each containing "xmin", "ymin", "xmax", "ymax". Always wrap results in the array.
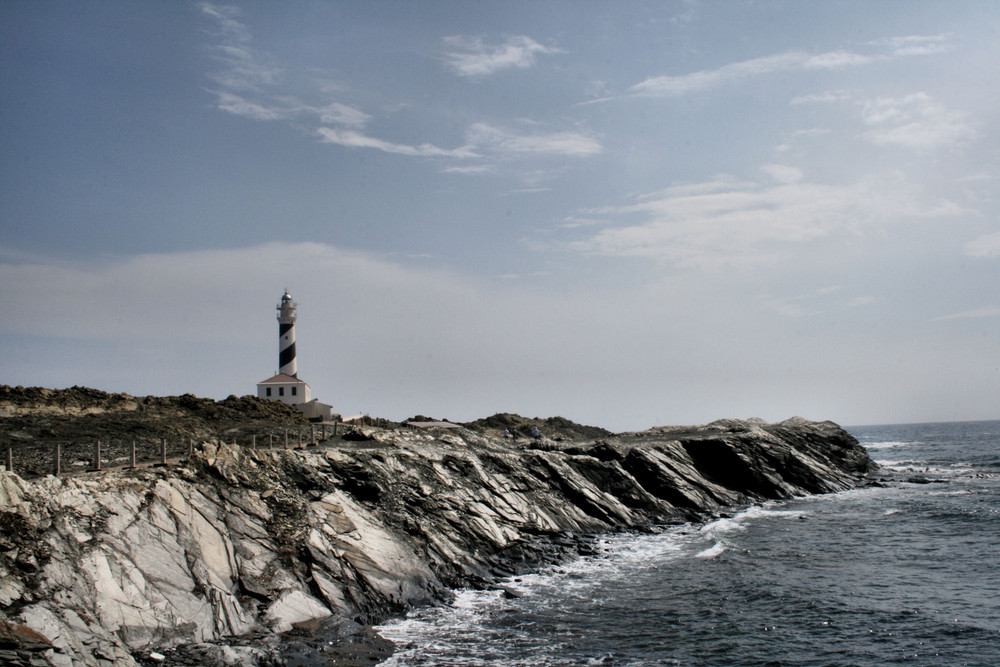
[{"xmin": 0, "ymin": 418, "xmax": 874, "ymax": 666}]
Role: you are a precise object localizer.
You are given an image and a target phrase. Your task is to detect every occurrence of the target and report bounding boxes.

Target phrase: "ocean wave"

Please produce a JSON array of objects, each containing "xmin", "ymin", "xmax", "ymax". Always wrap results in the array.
[
  {"xmin": 695, "ymin": 542, "xmax": 726, "ymax": 559},
  {"xmin": 875, "ymin": 459, "xmax": 930, "ymax": 469},
  {"xmin": 863, "ymin": 440, "xmax": 919, "ymax": 450}
]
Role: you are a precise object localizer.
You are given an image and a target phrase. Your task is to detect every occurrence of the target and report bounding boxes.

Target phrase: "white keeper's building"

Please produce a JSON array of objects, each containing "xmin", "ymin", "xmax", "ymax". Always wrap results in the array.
[{"xmin": 256, "ymin": 291, "xmax": 334, "ymax": 422}]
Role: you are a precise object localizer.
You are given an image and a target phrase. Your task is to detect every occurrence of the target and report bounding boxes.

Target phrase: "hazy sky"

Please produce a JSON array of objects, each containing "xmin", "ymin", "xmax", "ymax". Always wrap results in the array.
[{"xmin": 2, "ymin": 1, "xmax": 999, "ymax": 430}]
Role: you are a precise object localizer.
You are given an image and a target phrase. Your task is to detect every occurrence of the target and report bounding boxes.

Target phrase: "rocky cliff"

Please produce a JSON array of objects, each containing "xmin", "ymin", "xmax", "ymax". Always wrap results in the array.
[{"xmin": 0, "ymin": 415, "xmax": 875, "ymax": 666}]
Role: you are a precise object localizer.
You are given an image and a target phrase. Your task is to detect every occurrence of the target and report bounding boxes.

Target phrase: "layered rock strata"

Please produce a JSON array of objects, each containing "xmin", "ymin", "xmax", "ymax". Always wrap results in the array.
[{"xmin": 0, "ymin": 418, "xmax": 874, "ymax": 666}]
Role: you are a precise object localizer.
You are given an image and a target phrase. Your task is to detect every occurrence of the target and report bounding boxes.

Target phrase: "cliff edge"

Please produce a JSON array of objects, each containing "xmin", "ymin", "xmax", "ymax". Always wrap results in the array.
[{"xmin": 0, "ymin": 403, "xmax": 875, "ymax": 666}]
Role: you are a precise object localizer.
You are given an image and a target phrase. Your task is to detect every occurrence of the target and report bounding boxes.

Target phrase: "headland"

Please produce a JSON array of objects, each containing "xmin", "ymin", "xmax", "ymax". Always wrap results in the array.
[{"xmin": 0, "ymin": 386, "xmax": 876, "ymax": 666}]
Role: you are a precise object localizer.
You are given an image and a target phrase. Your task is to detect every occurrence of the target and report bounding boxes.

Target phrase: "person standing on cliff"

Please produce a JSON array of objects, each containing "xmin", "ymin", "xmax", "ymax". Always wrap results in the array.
[{"xmin": 533, "ymin": 426, "xmax": 540, "ymax": 440}]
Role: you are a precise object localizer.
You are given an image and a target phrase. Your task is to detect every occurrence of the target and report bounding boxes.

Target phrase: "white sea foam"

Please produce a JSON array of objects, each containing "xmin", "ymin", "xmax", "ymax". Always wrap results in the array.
[
  {"xmin": 864, "ymin": 440, "xmax": 917, "ymax": 451},
  {"xmin": 695, "ymin": 541, "xmax": 726, "ymax": 559},
  {"xmin": 378, "ymin": 528, "xmax": 697, "ymax": 665},
  {"xmin": 380, "ymin": 502, "xmax": 813, "ymax": 664},
  {"xmin": 701, "ymin": 504, "xmax": 803, "ymax": 537},
  {"xmin": 875, "ymin": 459, "xmax": 931, "ymax": 470}
]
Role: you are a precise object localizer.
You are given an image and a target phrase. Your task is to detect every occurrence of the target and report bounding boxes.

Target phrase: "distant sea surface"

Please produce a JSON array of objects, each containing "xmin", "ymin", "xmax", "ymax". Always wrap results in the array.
[{"xmin": 376, "ymin": 420, "xmax": 1000, "ymax": 666}]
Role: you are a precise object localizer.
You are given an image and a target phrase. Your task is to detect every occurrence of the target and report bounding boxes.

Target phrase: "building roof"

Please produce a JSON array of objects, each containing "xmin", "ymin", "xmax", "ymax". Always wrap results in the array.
[{"xmin": 257, "ymin": 373, "xmax": 309, "ymax": 385}]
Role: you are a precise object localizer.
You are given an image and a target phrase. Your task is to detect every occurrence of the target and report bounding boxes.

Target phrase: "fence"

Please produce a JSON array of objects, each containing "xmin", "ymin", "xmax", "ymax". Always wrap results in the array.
[{"xmin": 3, "ymin": 422, "xmax": 345, "ymax": 479}]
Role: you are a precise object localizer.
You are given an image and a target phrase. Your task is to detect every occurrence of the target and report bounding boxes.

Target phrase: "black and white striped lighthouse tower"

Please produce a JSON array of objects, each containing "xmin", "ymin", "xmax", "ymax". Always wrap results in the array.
[
  {"xmin": 258, "ymin": 291, "xmax": 332, "ymax": 419},
  {"xmin": 277, "ymin": 291, "xmax": 297, "ymax": 377}
]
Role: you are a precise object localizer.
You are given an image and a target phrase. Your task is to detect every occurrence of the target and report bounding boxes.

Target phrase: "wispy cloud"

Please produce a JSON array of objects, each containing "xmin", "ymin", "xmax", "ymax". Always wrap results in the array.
[
  {"xmin": 793, "ymin": 89, "xmax": 974, "ymax": 150},
  {"xmin": 442, "ymin": 35, "xmax": 562, "ymax": 78},
  {"xmin": 871, "ymin": 33, "xmax": 953, "ymax": 57},
  {"xmin": 791, "ymin": 90, "xmax": 853, "ymax": 105},
  {"xmin": 465, "ymin": 123, "xmax": 601, "ymax": 157},
  {"xmin": 936, "ymin": 305, "xmax": 1000, "ymax": 320},
  {"xmin": 849, "ymin": 296, "xmax": 876, "ymax": 308},
  {"xmin": 214, "ymin": 91, "xmax": 290, "ymax": 121},
  {"xmin": 861, "ymin": 93, "xmax": 974, "ymax": 149},
  {"xmin": 316, "ymin": 127, "xmax": 478, "ymax": 158},
  {"xmin": 443, "ymin": 164, "xmax": 494, "ymax": 175},
  {"xmin": 558, "ymin": 172, "xmax": 965, "ymax": 270},
  {"xmin": 628, "ymin": 33, "xmax": 951, "ymax": 98},
  {"xmin": 758, "ymin": 286, "xmax": 872, "ymax": 318},
  {"xmin": 199, "ymin": 3, "xmax": 473, "ymax": 159},
  {"xmin": 314, "ymin": 122, "xmax": 601, "ymax": 161},
  {"xmin": 199, "ymin": 3, "xmax": 280, "ymax": 91},
  {"xmin": 760, "ymin": 164, "xmax": 803, "ymax": 184},
  {"xmin": 198, "ymin": 6, "xmax": 596, "ymax": 163},
  {"xmin": 964, "ymin": 231, "xmax": 1000, "ymax": 258}
]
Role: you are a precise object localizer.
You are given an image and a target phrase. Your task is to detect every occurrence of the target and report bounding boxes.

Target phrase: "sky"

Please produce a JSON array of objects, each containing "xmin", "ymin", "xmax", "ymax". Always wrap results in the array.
[{"xmin": 2, "ymin": 1, "xmax": 999, "ymax": 431}]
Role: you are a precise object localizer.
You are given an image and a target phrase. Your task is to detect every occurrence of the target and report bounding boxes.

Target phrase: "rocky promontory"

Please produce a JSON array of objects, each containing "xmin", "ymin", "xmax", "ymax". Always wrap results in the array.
[{"xmin": 0, "ymin": 388, "xmax": 876, "ymax": 666}]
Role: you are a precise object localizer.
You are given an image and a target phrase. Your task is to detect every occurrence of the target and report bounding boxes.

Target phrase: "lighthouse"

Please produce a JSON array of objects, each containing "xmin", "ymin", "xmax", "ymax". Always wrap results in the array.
[
  {"xmin": 277, "ymin": 290, "xmax": 297, "ymax": 377},
  {"xmin": 256, "ymin": 291, "xmax": 334, "ymax": 421}
]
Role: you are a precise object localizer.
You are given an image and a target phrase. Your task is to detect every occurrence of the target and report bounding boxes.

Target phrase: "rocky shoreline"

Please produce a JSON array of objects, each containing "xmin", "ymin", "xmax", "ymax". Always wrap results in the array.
[{"xmin": 1, "ymin": 390, "xmax": 876, "ymax": 667}]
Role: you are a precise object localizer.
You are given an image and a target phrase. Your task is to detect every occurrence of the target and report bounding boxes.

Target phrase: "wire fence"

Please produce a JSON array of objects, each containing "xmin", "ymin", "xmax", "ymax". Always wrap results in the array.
[{"xmin": 3, "ymin": 422, "xmax": 348, "ymax": 479}]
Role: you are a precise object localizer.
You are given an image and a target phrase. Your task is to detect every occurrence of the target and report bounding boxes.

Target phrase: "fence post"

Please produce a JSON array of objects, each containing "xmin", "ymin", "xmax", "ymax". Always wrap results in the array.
[
  {"xmin": 93, "ymin": 440, "xmax": 101, "ymax": 471},
  {"xmin": 252, "ymin": 434, "xmax": 256, "ymax": 450},
  {"xmin": 189, "ymin": 438, "xmax": 194, "ymax": 458},
  {"xmin": 54, "ymin": 443, "xmax": 61, "ymax": 476},
  {"xmin": 6, "ymin": 447, "xmax": 12, "ymax": 473},
  {"xmin": 161, "ymin": 438, "xmax": 167, "ymax": 465},
  {"xmin": 298, "ymin": 426, "xmax": 302, "ymax": 448},
  {"xmin": 334, "ymin": 421, "xmax": 338, "ymax": 437},
  {"xmin": 131, "ymin": 440, "xmax": 137, "ymax": 468}
]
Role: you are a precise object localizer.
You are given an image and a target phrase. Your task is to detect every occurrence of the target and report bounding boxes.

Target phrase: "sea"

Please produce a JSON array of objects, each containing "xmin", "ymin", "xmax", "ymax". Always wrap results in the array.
[{"xmin": 375, "ymin": 420, "xmax": 1000, "ymax": 666}]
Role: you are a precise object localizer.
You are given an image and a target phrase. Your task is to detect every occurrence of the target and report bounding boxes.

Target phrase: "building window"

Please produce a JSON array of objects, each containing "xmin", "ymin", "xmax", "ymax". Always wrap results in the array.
[
  {"xmin": 266, "ymin": 387, "xmax": 272, "ymax": 397},
  {"xmin": 291, "ymin": 386, "xmax": 297, "ymax": 396},
  {"xmin": 279, "ymin": 387, "xmax": 284, "ymax": 396}
]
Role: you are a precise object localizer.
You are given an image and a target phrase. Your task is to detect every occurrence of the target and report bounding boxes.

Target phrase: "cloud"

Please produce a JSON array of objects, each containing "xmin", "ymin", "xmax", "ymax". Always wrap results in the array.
[
  {"xmin": 200, "ymin": 4, "xmax": 281, "ymax": 91},
  {"xmin": 861, "ymin": 93, "xmax": 974, "ymax": 149},
  {"xmin": 0, "ymin": 243, "xmax": 496, "ymax": 352},
  {"xmin": 465, "ymin": 123, "xmax": 602, "ymax": 157},
  {"xmin": 791, "ymin": 90, "xmax": 853, "ymax": 105},
  {"xmin": 760, "ymin": 164, "xmax": 803, "ymax": 184},
  {"xmin": 315, "ymin": 102, "xmax": 372, "ymax": 128},
  {"xmin": 628, "ymin": 34, "xmax": 951, "ymax": 98},
  {"xmin": 442, "ymin": 35, "xmax": 562, "ymax": 78},
  {"xmin": 0, "ymin": 242, "xmax": 706, "ymax": 427},
  {"xmin": 198, "ymin": 2, "xmax": 251, "ymax": 46},
  {"xmin": 558, "ymin": 172, "xmax": 965, "ymax": 270},
  {"xmin": 313, "ymin": 122, "xmax": 601, "ymax": 161},
  {"xmin": 791, "ymin": 89, "xmax": 974, "ymax": 151},
  {"xmin": 316, "ymin": 127, "xmax": 477, "ymax": 158},
  {"xmin": 964, "ymin": 231, "xmax": 1000, "ymax": 258},
  {"xmin": 200, "ymin": 3, "xmax": 464, "ymax": 158},
  {"xmin": 197, "ymin": 7, "xmax": 596, "ymax": 165},
  {"xmin": 442, "ymin": 164, "xmax": 494, "ymax": 175},
  {"xmin": 213, "ymin": 92, "xmax": 290, "ymax": 121},
  {"xmin": 872, "ymin": 33, "xmax": 953, "ymax": 57},
  {"xmin": 4, "ymin": 241, "xmax": 995, "ymax": 429},
  {"xmin": 936, "ymin": 305, "xmax": 1000, "ymax": 320},
  {"xmin": 630, "ymin": 51, "xmax": 813, "ymax": 97}
]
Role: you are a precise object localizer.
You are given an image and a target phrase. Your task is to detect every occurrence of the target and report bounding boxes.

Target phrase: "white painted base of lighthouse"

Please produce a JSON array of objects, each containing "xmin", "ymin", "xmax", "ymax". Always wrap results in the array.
[{"xmin": 256, "ymin": 373, "xmax": 333, "ymax": 421}]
